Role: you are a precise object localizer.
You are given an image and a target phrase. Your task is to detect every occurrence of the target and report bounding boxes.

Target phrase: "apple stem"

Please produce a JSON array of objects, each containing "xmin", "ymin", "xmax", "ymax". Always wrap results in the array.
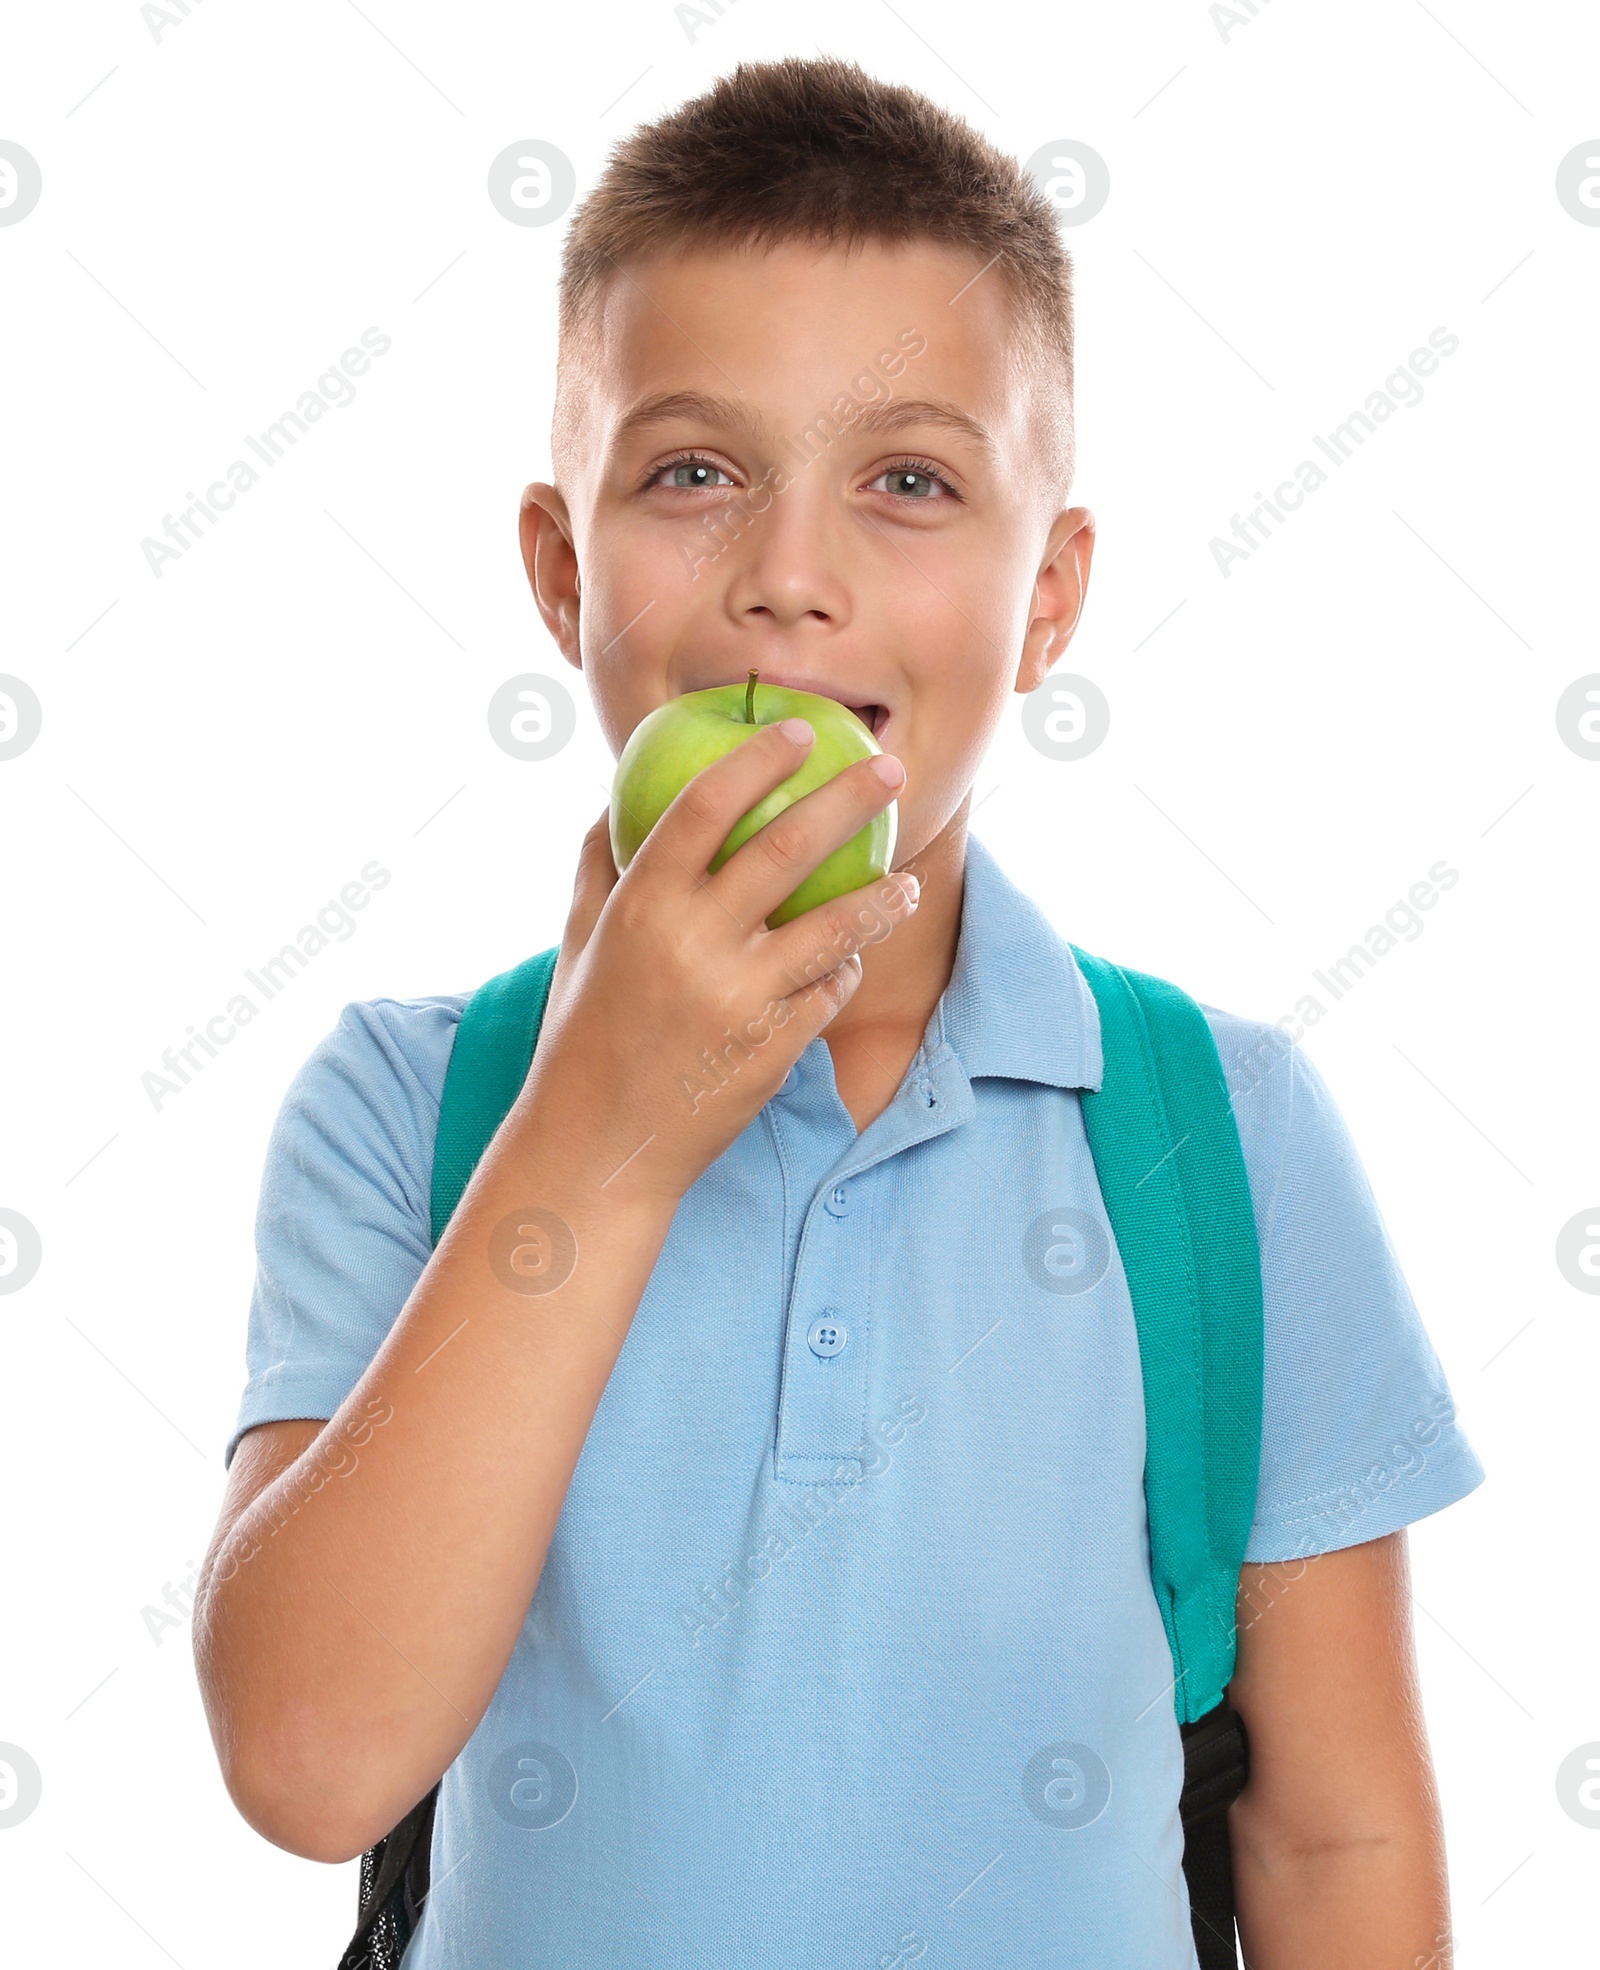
[{"xmin": 745, "ymin": 667, "xmax": 758, "ymax": 723}]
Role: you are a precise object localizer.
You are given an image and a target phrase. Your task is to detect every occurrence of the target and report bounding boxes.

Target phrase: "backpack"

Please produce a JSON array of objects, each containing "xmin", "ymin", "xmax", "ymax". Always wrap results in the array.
[{"xmin": 337, "ymin": 944, "xmax": 1263, "ymax": 1970}]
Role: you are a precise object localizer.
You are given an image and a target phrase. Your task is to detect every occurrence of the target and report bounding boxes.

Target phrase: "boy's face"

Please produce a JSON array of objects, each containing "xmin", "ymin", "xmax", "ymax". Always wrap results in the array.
[{"xmin": 522, "ymin": 236, "xmax": 1094, "ymax": 866}]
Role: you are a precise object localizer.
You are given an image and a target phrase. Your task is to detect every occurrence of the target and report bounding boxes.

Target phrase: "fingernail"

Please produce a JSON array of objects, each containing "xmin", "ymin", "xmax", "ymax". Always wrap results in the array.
[
  {"xmin": 779, "ymin": 717, "xmax": 814, "ymax": 745},
  {"xmin": 869, "ymin": 754, "xmax": 905, "ymax": 789},
  {"xmin": 899, "ymin": 871, "xmax": 921, "ymax": 903}
]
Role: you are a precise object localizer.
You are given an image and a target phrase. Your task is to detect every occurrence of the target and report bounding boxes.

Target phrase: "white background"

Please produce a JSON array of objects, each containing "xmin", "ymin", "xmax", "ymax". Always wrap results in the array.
[{"xmin": 2, "ymin": 0, "xmax": 1596, "ymax": 1963}]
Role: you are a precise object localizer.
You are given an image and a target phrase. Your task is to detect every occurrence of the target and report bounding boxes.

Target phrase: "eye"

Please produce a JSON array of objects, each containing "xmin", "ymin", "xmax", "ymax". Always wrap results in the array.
[
  {"xmin": 865, "ymin": 457, "xmax": 960, "ymax": 502},
  {"xmin": 646, "ymin": 453, "xmax": 737, "ymax": 491}
]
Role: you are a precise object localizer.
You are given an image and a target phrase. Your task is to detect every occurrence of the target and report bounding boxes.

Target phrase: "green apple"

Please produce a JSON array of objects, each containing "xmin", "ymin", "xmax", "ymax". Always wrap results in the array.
[{"xmin": 610, "ymin": 669, "xmax": 898, "ymax": 928}]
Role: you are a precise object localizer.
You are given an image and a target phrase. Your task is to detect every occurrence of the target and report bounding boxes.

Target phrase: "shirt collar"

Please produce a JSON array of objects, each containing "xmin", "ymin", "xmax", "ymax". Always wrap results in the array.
[{"xmin": 931, "ymin": 832, "xmax": 1104, "ymax": 1093}]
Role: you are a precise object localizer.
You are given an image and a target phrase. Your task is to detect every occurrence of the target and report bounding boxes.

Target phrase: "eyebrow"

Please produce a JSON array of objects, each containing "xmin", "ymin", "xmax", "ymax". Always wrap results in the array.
[{"xmin": 610, "ymin": 389, "xmax": 998, "ymax": 464}]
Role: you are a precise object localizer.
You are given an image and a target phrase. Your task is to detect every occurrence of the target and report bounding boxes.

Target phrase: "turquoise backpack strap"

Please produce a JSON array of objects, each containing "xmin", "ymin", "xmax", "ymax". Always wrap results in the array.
[
  {"xmin": 430, "ymin": 946, "xmax": 561, "ymax": 1244},
  {"xmin": 1069, "ymin": 946, "xmax": 1265, "ymax": 1722}
]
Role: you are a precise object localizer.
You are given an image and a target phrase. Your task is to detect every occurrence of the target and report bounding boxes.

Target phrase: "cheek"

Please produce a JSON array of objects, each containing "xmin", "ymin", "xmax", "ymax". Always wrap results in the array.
[
  {"xmin": 879, "ymin": 528, "xmax": 1035, "ymax": 685},
  {"xmin": 579, "ymin": 504, "xmax": 750, "ymax": 757},
  {"xmin": 891, "ymin": 642, "xmax": 1014, "ymax": 794},
  {"xmin": 587, "ymin": 509, "xmax": 701, "ymax": 617},
  {"xmin": 580, "ymin": 552, "xmax": 688, "ymax": 753}
]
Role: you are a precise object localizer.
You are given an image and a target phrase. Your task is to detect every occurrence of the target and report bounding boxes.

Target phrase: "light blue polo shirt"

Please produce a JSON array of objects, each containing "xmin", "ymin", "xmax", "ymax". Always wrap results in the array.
[{"xmin": 228, "ymin": 831, "xmax": 1484, "ymax": 1969}]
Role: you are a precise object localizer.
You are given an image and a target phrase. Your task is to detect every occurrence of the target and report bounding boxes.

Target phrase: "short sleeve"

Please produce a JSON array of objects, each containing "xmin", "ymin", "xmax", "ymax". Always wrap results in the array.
[
  {"xmin": 1205, "ymin": 1012, "xmax": 1486, "ymax": 1563},
  {"xmin": 224, "ymin": 995, "xmax": 465, "ymax": 1469}
]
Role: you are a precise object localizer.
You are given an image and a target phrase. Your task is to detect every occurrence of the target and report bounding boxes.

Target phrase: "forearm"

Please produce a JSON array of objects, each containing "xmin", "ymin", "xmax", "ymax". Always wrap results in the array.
[{"xmin": 194, "ymin": 1075, "xmax": 678, "ymax": 1861}]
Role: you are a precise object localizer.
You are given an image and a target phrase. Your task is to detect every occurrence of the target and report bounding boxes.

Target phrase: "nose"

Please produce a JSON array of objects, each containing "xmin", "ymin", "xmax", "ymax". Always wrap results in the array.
[{"xmin": 721, "ymin": 477, "xmax": 853, "ymax": 634}]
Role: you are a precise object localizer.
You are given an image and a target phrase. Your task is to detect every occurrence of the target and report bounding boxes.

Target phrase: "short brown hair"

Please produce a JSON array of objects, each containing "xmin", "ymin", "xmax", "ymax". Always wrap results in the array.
[{"xmin": 555, "ymin": 56, "xmax": 1076, "ymax": 493}]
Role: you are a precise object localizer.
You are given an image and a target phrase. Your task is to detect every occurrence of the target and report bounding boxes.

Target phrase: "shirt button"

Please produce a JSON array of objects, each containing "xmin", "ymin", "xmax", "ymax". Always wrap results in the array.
[
  {"xmin": 823, "ymin": 1182, "xmax": 849, "ymax": 1217},
  {"xmin": 807, "ymin": 1315, "xmax": 848, "ymax": 1358}
]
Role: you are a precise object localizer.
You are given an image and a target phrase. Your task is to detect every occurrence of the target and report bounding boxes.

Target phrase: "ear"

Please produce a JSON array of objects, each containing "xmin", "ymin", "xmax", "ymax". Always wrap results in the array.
[
  {"xmin": 1016, "ymin": 507, "xmax": 1095, "ymax": 695},
  {"xmin": 519, "ymin": 483, "xmax": 583, "ymax": 669}
]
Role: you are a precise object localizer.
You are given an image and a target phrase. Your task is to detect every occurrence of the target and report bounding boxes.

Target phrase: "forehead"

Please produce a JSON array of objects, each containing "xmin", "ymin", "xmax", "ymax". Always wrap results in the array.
[{"xmin": 580, "ymin": 235, "xmax": 1035, "ymax": 453}]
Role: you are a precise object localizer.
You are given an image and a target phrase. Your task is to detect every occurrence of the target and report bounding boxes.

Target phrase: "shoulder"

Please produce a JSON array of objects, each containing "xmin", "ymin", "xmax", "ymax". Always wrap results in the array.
[
  {"xmin": 1194, "ymin": 1002, "xmax": 1298, "ymax": 1097},
  {"xmin": 308, "ymin": 991, "xmax": 470, "ymax": 1102},
  {"xmin": 264, "ymin": 990, "xmax": 472, "ymax": 1182},
  {"xmin": 1192, "ymin": 1001, "xmax": 1324, "ymax": 1241},
  {"xmin": 1185, "ymin": 998, "xmax": 1387, "ymax": 1257}
]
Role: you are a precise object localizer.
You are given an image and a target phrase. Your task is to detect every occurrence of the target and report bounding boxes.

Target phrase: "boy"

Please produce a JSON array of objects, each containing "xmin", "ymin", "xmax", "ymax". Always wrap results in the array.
[{"xmin": 195, "ymin": 57, "xmax": 1483, "ymax": 1969}]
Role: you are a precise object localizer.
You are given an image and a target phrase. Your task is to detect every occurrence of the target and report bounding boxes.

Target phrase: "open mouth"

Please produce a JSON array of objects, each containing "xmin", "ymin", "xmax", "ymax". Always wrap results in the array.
[{"xmin": 724, "ymin": 672, "xmax": 891, "ymax": 741}]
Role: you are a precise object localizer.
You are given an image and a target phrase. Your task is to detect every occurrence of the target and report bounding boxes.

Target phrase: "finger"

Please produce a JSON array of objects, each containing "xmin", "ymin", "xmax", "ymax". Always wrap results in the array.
[
  {"xmin": 711, "ymin": 752, "xmax": 904, "ymax": 931},
  {"xmin": 561, "ymin": 811, "xmax": 622, "ymax": 960},
  {"xmin": 763, "ymin": 866, "xmax": 921, "ymax": 1004},
  {"xmin": 783, "ymin": 950, "xmax": 866, "ymax": 1043},
  {"xmin": 627, "ymin": 717, "xmax": 819, "ymax": 895}
]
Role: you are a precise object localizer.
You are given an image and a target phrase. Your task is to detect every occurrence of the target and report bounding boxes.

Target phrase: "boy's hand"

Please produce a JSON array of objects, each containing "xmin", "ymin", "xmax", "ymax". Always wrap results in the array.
[{"xmin": 526, "ymin": 716, "xmax": 917, "ymax": 1206}]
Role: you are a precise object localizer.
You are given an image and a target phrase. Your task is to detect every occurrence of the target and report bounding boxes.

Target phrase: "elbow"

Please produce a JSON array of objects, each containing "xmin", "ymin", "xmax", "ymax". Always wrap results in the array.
[
  {"xmin": 201, "ymin": 1680, "xmax": 384, "ymax": 1863},
  {"xmin": 195, "ymin": 1610, "xmax": 392, "ymax": 1864},
  {"xmin": 203, "ymin": 1700, "xmax": 428, "ymax": 1864},
  {"xmin": 221, "ymin": 1743, "xmax": 379, "ymax": 1865},
  {"xmin": 1230, "ymin": 1783, "xmax": 1406, "ymax": 1874}
]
